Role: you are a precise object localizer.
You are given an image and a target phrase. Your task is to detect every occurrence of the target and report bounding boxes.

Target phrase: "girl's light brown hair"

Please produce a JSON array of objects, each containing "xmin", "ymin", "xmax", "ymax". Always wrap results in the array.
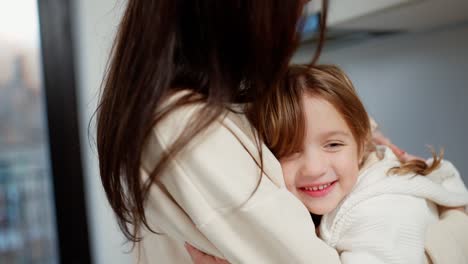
[{"xmin": 261, "ymin": 64, "xmax": 442, "ymax": 175}]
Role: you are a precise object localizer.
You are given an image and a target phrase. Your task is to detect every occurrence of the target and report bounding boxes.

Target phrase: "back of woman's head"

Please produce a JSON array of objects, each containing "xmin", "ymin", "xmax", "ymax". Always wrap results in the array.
[
  {"xmin": 109, "ymin": 0, "xmax": 305, "ymax": 102},
  {"xmin": 97, "ymin": 0, "xmax": 310, "ymax": 242}
]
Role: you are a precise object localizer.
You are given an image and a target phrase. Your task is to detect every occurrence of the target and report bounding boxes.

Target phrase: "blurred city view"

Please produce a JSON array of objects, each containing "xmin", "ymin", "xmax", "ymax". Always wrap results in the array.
[{"xmin": 0, "ymin": 1, "xmax": 59, "ymax": 263}]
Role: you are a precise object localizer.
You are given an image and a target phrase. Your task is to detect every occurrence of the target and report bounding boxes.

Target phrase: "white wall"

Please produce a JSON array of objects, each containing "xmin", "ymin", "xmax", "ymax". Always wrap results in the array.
[
  {"xmin": 294, "ymin": 23, "xmax": 468, "ymax": 181},
  {"xmin": 72, "ymin": 1, "xmax": 131, "ymax": 264}
]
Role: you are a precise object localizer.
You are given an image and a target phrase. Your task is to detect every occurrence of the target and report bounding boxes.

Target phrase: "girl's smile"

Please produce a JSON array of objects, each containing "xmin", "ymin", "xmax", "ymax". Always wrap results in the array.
[
  {"xmin": 280, "ymin": 95, "xmax": 361, "ymax": 215},
  {"xmin": 298, "ymin": 180, "xmax": 338, "ymax": 198}
]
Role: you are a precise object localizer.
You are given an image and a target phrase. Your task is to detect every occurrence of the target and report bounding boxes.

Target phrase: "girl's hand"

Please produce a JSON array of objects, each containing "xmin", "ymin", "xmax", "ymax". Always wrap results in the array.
[
  {"xmin": 372, "ymin": 128, "xmax": 425, "ymax": 163},
  {"xmin": 387, "ymin": 142, "xmax": 426, "ymax": 163},
  {"xmin": 185, "ymin": 243, "xmax": 231, "ymax": 264}
]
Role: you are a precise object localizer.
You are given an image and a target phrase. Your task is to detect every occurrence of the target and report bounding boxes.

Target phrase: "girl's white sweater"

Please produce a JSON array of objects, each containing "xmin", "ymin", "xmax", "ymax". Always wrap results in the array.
[{"xmin": 319, "ymin": 147, "xmax": 468, "ymax": 264}]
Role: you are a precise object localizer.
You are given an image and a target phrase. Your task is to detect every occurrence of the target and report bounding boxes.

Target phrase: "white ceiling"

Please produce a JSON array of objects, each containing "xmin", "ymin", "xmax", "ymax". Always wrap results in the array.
[{"xmin": 312, "ymin": 0, "xmax": 468, "ymax": 31}]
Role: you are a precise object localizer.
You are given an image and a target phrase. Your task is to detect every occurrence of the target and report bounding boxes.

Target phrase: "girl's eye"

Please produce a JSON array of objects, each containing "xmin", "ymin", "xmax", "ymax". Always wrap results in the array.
[{"xmin": 324, "ymin": 142, "xmax": 345, "ymax": 150}]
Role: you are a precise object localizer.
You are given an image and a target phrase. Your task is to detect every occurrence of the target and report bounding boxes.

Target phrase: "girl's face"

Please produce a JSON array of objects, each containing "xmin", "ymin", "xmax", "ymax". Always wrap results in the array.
[{"xmin": 280, "ymin": 95, "xmax": 361, "ymax": 215}]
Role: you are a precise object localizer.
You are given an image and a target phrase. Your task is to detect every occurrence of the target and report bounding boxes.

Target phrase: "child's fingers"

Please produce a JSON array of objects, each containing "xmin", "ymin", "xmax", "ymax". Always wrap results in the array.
[
  {"xmin": 438, "ymin": 205, "xmax": 466, "ymax": 216},
  {"xmin": 372, "ymin": 130, "xmax": 391, "ymax": 146},
  {"xmin": 185, "ymin": 243, "xmax": 207, "ymax": 263},
  {"xmin": 388, "ymin": 143, "xmax": 425, "ymax": 163},
  {"xmin": 388, "ymin": 143, "xmax": 405, "ymax": 157}
]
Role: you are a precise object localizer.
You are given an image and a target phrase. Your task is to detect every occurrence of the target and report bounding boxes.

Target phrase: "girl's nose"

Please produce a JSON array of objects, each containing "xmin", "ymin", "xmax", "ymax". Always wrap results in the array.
[{"xmin": 300, "ymin": 150, "xmax": 328, "ymax": 179}]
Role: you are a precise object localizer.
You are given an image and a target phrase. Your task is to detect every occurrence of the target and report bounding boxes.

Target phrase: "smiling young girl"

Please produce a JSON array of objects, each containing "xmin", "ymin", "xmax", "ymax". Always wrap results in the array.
[
  {"xmin": 185, "ymin": 64, "xmax": 468, "ymax": 264},
  {"xmin": 261, "ymin": 64, "xmax": 468, "ymax": 263}
]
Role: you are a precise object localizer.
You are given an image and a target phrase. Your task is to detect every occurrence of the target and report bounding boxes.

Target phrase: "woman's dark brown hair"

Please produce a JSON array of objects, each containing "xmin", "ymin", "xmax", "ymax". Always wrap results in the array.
[{"xmin": 96, "ymin": 0, "xmax": 328, "ymax": 242}]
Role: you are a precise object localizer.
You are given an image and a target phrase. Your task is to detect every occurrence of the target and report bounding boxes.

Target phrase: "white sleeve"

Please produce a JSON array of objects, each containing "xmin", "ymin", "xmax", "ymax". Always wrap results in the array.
[
  {"xmin": 426, "ymin": 160, "xmax": 467, "ymax": 194},
  {"xmin": 336, "ymin": 194, "xmax": 432, "ymax": 264},
  {"xmin": 425, "ymin": 160, "xmax": 468, "ymax": 213}
]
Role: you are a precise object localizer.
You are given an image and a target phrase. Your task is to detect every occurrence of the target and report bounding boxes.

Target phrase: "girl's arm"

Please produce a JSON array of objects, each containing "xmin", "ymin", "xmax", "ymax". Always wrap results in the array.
[{"xmin": 186, "ymin": 210, "xmax": 468, "ymax": 264}]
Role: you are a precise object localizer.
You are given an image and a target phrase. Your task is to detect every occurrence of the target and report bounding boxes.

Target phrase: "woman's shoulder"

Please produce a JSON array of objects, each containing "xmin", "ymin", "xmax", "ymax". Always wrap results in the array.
[
  {"xmin": 141, "ymin": 90, "xmax": 285, "ymax": 197},
  {"xmin": 154, "ymin": 90, "xmax": 253, "ymax": 147}
]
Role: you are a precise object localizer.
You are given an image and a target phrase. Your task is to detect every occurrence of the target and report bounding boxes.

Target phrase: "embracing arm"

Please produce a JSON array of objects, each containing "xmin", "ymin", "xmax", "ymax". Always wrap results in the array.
[
  {"xmin": 144, "ymin": 105, "xmax": 341, "ymax": 264},
  {"xmin": 179, "ymin": 116, "xmax": 466, "ymax": 264},
  {"xmin": 425, "ymin": 210, "xmax": 468, "ymax": 264},
  {"xmin": 186, "ymin": 198, "xmax": 468, "ymax": 264}
]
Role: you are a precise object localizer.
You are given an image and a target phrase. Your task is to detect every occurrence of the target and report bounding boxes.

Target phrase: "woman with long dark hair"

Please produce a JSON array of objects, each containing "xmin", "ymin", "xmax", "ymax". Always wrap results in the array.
[{"xmin": 96, "ymin": 1, "xmax": 468, "ymax": 263}]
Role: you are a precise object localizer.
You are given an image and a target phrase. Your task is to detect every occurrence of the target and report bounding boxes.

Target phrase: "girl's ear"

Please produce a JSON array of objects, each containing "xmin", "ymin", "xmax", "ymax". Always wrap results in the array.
[
  {"xmin": 357, "ymin": 145, "xmax": 365, "ymax": 168},
  {"xmin": 359, "ymin": 142, "xmax": 367, "ymax": 162},
  {"xmin": 358, "ymin": 140, "xmax": 375, "ymax": 167},
  {"xmin": 358, "ymin": 151, "xmax": 366, "ymax": 167}
]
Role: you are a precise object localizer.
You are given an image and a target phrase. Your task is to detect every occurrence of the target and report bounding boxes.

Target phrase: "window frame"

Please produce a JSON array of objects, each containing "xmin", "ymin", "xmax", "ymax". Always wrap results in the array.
[{"xmin": 37, "ymin": 0, "xmax": 92, "ymax": 263}]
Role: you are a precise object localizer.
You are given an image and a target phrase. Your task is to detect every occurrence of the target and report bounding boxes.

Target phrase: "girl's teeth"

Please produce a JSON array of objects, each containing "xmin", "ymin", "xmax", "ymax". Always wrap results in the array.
[{"xmin": 305, "ymin": 183, "xmax": 331, "ymax": 191}]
